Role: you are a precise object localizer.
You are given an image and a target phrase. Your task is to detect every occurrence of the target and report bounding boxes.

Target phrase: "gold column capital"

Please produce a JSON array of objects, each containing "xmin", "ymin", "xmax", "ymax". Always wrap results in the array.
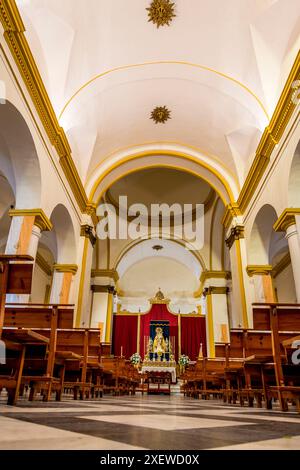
[
  {"xmin": 8, "ymin": 209, "xmax": 53, "ymax": 232},
  {"xmin": 203, "ymin": 286, "xmax": 228, "ymax": 296},
  {"xmin": 225, "ymin": 225, "xmax": 245, "ymax": 249},
  {"xmin": 80, "ymin": 224, "xmax": 97, "ymax": 246},
  {"xmin": 53, "ymin": 264, "xmax": 78, "ymax": 275},
  {"xmin": 246, "ymin": 265, "xmax": 273, "ymax": 277},
  {"xmin": 200, "ymin": 270, "xmax": 231, "ymax": 283},
  {"xmin": 273, "ymin": 208, "xmax": 300, "ymax": 232},
  {"xmin": 91, "ymin": 269, "xmax": 119, "ymax": 283}
]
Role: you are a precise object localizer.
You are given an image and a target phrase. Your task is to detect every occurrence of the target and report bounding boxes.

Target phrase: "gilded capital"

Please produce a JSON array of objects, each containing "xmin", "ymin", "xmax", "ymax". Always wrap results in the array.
[
  {"xmin": 246, "ymin": 265, "xmax": 273, "ymax": 277},
  {"xmin": 273, "ymin": 208, "xmax": 300, "ymax": 232},
  {"xmin": 53, "ymin": 264, "xmax": 78, "ymax": 275},
  {"xmin": 203, "ymin": 286, "xmax": 228, "ymax": 296},
  {"xmin": 80, "ymin": 224, "xmax": 97, "ymax": 246},
  {"xmin": 225, "ymin": 225, "xmax": 245, "ymax": 249},
  {"xmin": 8, "ymin": 209, "xmax": 53, "ymax": 232}
]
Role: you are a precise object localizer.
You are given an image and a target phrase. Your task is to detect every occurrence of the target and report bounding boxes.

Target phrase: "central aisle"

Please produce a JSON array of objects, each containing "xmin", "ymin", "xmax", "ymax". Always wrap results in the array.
[{"xmin": 1, "ymin": 395, "xmax": 300, "ymax": 450}]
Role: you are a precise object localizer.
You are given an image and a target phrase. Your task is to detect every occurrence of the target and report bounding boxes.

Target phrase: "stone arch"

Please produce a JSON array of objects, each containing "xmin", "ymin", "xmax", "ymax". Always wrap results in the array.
[
  {"xmin": 0, "ymin": 100, "xmax": 41, "ymax": 208},
  {"xmin": 50, "ymin": 204, "xmax": 77, "ymax": 263},
  {"xmin": 248, "ymin": 204, "xmax": 280, "ymax": 265}
]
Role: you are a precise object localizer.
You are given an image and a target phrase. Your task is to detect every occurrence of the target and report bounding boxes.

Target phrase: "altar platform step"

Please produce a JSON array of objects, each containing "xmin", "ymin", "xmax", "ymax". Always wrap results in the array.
[{"xmin": 170, "ymin": 382, "xmax": 181, "ymax": 395}]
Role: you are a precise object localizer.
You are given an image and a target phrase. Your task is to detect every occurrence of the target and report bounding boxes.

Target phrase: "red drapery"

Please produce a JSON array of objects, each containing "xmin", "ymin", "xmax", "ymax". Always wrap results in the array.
[
  {"xmin": 112, "ymin": 315, "xmax": 138, "ymax": 359},
  {"xmin": 180, "ymin": 316, "xmax": 207, "ymax": 360},
  {"xmin": 139, "ymin": 304, "xmax": 179, "ymax": 360}
]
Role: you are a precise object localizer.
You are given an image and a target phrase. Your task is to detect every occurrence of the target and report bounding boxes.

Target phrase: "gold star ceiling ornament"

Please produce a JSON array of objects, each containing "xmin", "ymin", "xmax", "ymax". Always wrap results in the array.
[
  {"xmin": 146, "ymin": 0, "xmax": 176, "ymax": 28},
  {"xmin": 150, "ymin": 106, "xmax": 171, "ymax": 124}
]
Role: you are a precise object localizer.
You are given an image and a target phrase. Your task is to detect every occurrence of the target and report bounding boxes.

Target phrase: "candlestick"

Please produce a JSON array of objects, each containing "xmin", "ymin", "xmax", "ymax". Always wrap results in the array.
[{"xmin": 120, "ymin": 346, "xmax": 123, "ymax": 357}]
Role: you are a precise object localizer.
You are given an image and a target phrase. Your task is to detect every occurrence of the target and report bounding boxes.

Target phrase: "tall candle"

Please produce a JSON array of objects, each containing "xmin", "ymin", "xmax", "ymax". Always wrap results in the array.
[{"xmin": 121, "ymin": 346, "xmax": 123, "ymax": 357}]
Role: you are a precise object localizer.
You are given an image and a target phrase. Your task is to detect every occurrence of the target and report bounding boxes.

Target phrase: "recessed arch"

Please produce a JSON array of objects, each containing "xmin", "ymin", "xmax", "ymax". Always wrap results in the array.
[
  {"xmin": 248, "ymin": 204, "xmax": 280, "ymax": 265},
  {"xmin": 50, "ymin": 204, "xmax": 77, "ymax": 264},
  {"xmin": 88, "ymin": 149, "xmax": 238, "ymax": 207},
  {"xmin": 0, "ymin": 100, "xmax": 41, "ymax": 208}
]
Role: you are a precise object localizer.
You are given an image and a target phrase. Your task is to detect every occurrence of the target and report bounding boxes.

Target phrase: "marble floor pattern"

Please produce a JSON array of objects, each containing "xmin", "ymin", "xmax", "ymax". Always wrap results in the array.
[{"xmin": 0, "ymin": 394, "xmax": 300, "ymax": 450}]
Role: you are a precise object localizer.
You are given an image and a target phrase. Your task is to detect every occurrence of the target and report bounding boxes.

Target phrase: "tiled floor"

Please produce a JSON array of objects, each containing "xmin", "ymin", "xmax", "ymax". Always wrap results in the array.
[{"xmin": 0, "ymin": 394, "xmax": 300, "ymax": 450}]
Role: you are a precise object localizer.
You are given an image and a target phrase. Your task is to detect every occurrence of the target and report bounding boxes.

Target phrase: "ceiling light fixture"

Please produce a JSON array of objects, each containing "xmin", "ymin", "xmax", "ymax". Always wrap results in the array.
[
  {"xmin": 150, "ymin": 105, "xmax": 171, "ymax": 124},
  {"xmin": 146, "ymin": 0, "xmax": 176, "ymax": 28}
]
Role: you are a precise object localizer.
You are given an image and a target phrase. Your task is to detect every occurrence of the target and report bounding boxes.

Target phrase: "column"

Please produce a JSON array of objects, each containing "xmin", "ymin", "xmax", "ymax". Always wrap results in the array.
[
  {"xmin": 6, "ymin": 209, "xmax": 52, "ymax": 258},
  {"xmin": 75, "ymin": 224, "xmax": 96, "ymax": 327},
  {"xmin": 201, "ymin": 271, "xmax": 230, "ymax": 358},
  {"xmin": 5, "ymin": 209, "xmax": 52, "ymax": 302},
  {"xmin": 246, "ymin": 265, "xmax": 275, "ymax": 303},
  {"xmin": 90, "ymin": 269, "xmax": 119, "ymax": 345},
  {"xmin": 274, "ymin": 209, "xmax": 300, "ymax": 302},
  {"xmin": 225, "ymin": 225, "xmax": 252, "ymax": 328},
  {"xmin": 50, "ymin": 264, "xmax": 78, "ymax": 304}
]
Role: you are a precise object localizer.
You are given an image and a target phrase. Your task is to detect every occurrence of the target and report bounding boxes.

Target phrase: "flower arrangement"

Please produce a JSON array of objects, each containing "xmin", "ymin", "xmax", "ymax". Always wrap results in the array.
[
  {"xmin": 178, "ymin": 355, "xmax": 190, "ymax": 367},
  {"xmin": 130, "ymin": 352, "xmax": 141, "ymax": 365}
]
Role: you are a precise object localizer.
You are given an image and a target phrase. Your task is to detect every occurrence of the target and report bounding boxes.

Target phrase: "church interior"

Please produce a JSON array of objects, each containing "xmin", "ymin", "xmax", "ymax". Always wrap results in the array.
[{"xmin": 0, "ymin": 0, "xmax": 300, "ymax": 452}]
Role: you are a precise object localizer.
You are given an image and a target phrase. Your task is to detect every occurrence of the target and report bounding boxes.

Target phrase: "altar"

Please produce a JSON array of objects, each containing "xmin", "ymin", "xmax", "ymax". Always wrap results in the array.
[
  {"xmin": 141, "ymin": 364, "xmax": 177, "ymax": 383},
  {"xmin": 112, "ymin": 289, "xmax": 207, "ymax": 363}
]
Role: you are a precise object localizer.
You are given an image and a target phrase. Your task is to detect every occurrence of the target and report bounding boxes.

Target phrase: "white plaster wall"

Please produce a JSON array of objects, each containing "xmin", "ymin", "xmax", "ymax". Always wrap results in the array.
[{"xmin": 274, "ymin": 264, "xmax": 297, "ymax": 303}]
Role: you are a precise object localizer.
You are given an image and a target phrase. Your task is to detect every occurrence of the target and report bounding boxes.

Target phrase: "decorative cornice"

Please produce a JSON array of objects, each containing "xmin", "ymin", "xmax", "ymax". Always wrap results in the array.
[
  {"xmin": 246, "ymin": 265, "xmax": 273, "ymax": 277},
  {"xmin": 53, "ymin": 264, "xmax": 78, "ymax": 275},
  {"xmin": 36, "ymin": 252, "xmax": 52, "ymax": 276},
  {"xmin": 91, "ymin": 285, "xmax": 115, "ymax": 294},
  {"xmin": 237, "ymin": 51, "xmax": 300, "ymax": 214},
  {"xmin": 273, "ymin": 208, "xmax": 300, "ymax": 232},
  {"xmin": 194, "ymin": 270, "xmax": 231, "ymax": 298},
  {"xmin": 203, "ymin": 286, "xmax": 228, "ymax": 296},
  {"xmin": 80, "ymin": 224, "xmax": 97, "ymax": 247},
  {"xmin": 272, "ymin": 253, "xmax": 291, "ymax": 278},
  {"xmin": 200, "ymin": 270, "xmax": 231, "ymax": 284},
  {"xmin": 91, "ymin": 269, "xmax": 119, "ymax": 283},
  {"xmin": 225, "ymin": 225, "xmax": 245, "ymax": 249},
  {"xmin": 221, "ymin": 203, "xmax": 242, "ymax": 228},
  {"xmin": 0, "ymin": 0, "xmax": 88, "ymax": 213},
  {"xmin": 8, "ymin": 208, "xmax": 52, "ymax": 231},
  {"xmin": 86, "ymin": 203, "xmax": 98, "ymax": 227}
]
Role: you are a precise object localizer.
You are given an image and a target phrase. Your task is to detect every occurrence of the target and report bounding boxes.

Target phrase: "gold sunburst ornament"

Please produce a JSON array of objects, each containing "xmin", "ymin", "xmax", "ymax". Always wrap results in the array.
[
  {"xmin": 151, "ymin": 106, "xmax": 171, "ymax": 124},
  {"xmin": 146, "ymin": 0, "xmax": 176, "ymax": 28}
]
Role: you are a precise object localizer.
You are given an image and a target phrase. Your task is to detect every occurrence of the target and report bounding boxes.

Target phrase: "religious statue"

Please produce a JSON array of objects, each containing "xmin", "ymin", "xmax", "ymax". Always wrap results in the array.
[{"xmin": 153, "ymin": 327, "xmax": 167, "ymax": 355}]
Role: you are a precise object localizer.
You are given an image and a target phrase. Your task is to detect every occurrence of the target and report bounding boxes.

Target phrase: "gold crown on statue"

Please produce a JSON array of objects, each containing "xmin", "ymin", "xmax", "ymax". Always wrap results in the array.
[{"xmin": 149, "ymin": 288, "xmax": 170, "ymax": 304}]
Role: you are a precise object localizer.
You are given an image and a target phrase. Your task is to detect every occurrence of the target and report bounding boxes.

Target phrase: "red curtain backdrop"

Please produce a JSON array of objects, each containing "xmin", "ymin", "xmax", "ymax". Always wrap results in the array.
[
  {"xmin": 140, "ymin": 304, "xmax": 179, "ymax": 360},
  {"xmin": 112, "ymin": 315, "xmax": 138, "ymax": 359},
  {"xmin": 180, "ymin": 316, "xmax": 207, "ymax": 360}
]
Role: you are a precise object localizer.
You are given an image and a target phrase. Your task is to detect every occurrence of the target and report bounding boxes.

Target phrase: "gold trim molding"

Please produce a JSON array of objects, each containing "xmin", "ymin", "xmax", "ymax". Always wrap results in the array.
[
  {"xmin": 80, "ymin": 224, "xmax": 97, "ymax": 246},
  {"xmin": 203, "ymin": 286, "xmax": 228, "ymax": 296},
  {"xmin": 36, "ymin": 252, "xmax": 52, "ymax": 276},
  {"xmin": 0, "ymin": 0, "xmax": 88, "ymax": 213},
  {"xmin": 225, "ymin": 225, "xmax": 245, "ymax": 249},
  {"xmin": 91, "ymin": 269, "xmax": 119, "ymax": 283},
  {"xmin": 200, "ymin": 270, "xmax": 231, "ymax": 284},
  {"xmin": 8, "ymin": 208, "xmax": 52, "ymax": 231},
  {"xmin": 92, "ymin": 285, "xmax": 116, "ymax": 294},
  {"xmin": 246, "ymin": 265, "xmax": 273, "ymax": 277},
  {"xmin": 236, "ymin": 51, "xmax": 300, "ymax": 215},
  {"xmin": 53, "ymin": 264, "xmax": 78, "ymax": 275},
  {"xmin": 272, "ymin": 253, "xmax": 291, "ymax": 278},
  {"xmin": 222, "ymin": 203, "xmax": 242, "ymax": 229},
  {"xmin": 273, "ymin": 208, "xmax": 300, "ymax": 232}
]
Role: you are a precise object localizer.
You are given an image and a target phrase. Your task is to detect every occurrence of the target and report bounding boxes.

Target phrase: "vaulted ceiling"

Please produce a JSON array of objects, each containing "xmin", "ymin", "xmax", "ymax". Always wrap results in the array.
[{"xmin": 16, "ymin": 0, "xmax": 300, "ymax": 191}]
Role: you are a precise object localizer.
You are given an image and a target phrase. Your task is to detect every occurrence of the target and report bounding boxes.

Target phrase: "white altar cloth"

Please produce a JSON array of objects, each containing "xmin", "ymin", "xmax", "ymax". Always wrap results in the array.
[{"xmin": 141, "ymin": 365, "xmax": 177, "ymax": 383}]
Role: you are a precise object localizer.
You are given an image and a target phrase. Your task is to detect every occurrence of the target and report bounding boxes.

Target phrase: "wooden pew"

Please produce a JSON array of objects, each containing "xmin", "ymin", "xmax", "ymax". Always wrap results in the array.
[
  {"xmin": 1, "ymin": 304, "xmax": 74, "ymax": 403},
  {"xmin": 253, "ymin": 304, "xmax": 300, "ymax": 412}
]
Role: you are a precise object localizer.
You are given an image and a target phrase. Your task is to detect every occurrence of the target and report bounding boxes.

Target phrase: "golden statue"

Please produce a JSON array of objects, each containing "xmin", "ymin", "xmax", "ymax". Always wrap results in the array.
[{"xmin": 153, "ymin": 327, "xmax": 167, "ymax": 355}]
